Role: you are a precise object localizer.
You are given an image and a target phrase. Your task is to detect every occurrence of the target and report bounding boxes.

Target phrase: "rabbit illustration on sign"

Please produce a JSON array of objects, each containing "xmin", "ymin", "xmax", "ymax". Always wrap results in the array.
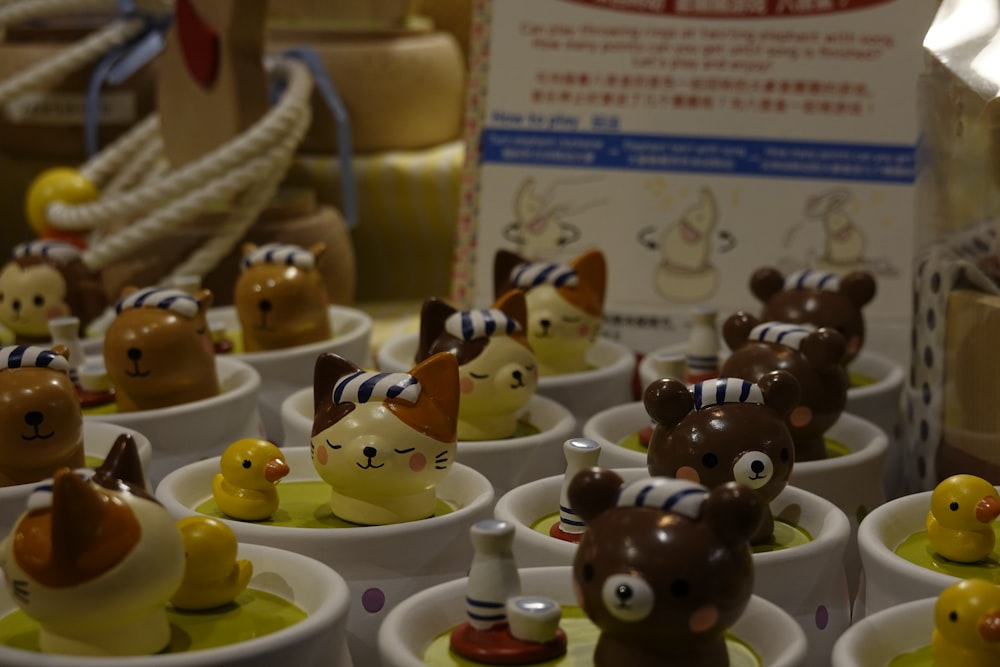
[{"xmin": 501, "ymin": 177, "xmax": 604, "ymax": 259}]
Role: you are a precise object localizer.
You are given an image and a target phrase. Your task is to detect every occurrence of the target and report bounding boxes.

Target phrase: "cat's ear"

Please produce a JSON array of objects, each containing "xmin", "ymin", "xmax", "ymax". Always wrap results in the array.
[
  {"xmin": 393, "ymin": 352, "xmax": 459, "ymax": 443},
  {"xmin": 493, "ymin": 289, "xmax": 528, "ymax": 331},
  {"xmin": 494, "ymin": 249, "xmax": 527, "ymax": 301},
  {"xmin": 194, "ymin": 288, "xmax": 214, "ymax": 313},
  {"xmin": 51, "ymin": 469, "xmax": 110, "ymax": 566},
  {"xmin": 313, "ymin": 353, "xmax": 362, "ymax": 414},
  {"xmin": 570, "ymin": 250, "xmax": 607, "ymax": 308},
  {"xmin": 95, "ymin": 433, "xmax": 146, "ymax": 490},
  {"xmin": 417, "ymin": 298, "xmax": 456, "ymax": 363}
]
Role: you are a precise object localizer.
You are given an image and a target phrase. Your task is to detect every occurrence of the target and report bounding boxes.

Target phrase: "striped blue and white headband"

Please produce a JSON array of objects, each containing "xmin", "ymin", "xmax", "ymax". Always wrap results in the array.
[
  {"xmin": 617, "ymin": 477, "xmax": 708, "ymax": 520},
  {"xmin": 115, "ymin": 287, "xmax": 200, "ymax": 318},
  {"xmin": 749, "ymin": 322, "xmax": 815, "ymax": 351},
  {"xmin": 510, "ymin": 262, "xmax": 579, "ymax": 289},
  {"xmin": 0, "ymin": 345, "xmax": 69, "ymax": 373},
  {"xmin": 241, "ymin": 243, "xmax": 315, "ymax": 271},
  {"xmin": 444, "ymin": 309, "xmax": 521, "ymax": 341},
  {"xmin": 691, "ymin": 377, "xmax": 765, "ymax": 410},
  {"xmin": 784, "ymin": 269, "xmax": 840, "ymax": 291},
  {"xmin": 333, "ymin": 371, "xmax": 421, "ymax": 405},
  {"xmin": 26, "ymin": 468, "xmax": 95, "ymax": 512},
  {"xmin": 13, "ymin": 240, "xmax": 81, "ymax": 265}
]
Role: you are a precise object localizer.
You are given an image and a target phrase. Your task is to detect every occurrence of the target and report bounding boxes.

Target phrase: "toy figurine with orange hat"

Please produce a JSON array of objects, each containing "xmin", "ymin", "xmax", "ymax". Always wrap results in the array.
[{"xmin": 494, "ymin": 249, "xmax": 606, "ymax": 375}]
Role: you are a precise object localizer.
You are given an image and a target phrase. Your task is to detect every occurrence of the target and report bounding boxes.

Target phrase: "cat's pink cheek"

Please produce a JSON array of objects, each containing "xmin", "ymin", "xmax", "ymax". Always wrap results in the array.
[
  {"xmin": 46, "ymin": 305, "xmax": 67, "ymax": 319},
  {"xmin": 460, "ymin": 377, "xmax": 476, "ymax": 394},
  {"xmin": 315, "ymin": 446, "xmax": 328, "ymax": 466},
  {"xmin": 409, "ymin": 452, "xmax": 427, "ymax": 472},
  {"xmin": 578, "ymin": 324, "xmax": 590, "ymax": 337}
]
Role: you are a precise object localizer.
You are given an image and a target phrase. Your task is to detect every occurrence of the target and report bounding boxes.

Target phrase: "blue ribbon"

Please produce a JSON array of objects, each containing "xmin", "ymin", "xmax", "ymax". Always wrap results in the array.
[
  {"xmin": 84, "ymin": 0, "xmax": 173, "ymax": 157},
  {"xmin": 279, "ymin": 47, "xmax": 359, "ymax": 228}
]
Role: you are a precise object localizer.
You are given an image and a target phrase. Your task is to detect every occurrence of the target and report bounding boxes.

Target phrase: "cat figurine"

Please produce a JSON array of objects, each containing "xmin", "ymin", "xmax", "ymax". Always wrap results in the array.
[
  {"xmin": 0, "ymin": 434, "xmax": 185, "ymax": 656},
  {"xmin": 310, "ymin": 352, "xmax": 460, "ymax": 525},
  {"xmin": 415, "ymin": 290, "xmax": 538, "ymax": 440},
  {"xmin": 494, "ymin": 249, "xmax": 606, "ymax": 375}
]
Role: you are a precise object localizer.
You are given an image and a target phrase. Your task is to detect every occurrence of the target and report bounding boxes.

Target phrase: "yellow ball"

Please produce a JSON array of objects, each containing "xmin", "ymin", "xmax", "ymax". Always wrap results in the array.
[{"xmin": 25, "ymin": 168, "xmax": 98, "ymax": 236}]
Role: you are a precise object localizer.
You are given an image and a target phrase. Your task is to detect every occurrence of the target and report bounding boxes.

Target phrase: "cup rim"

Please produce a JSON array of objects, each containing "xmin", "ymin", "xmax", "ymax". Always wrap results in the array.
[
  {"xmin": 206, "ymin": 305, "xmax": 373, "ymax": 363},
  {"xmin": 156, "ymin": 447, "xmax": 496, "ymax": 541},
  {"xmin": 83, "ymin": 357, "xmax": 261, "ymax": 423},
  {"xmin": 377, "ymin": 332, "xmax": 635, "ymax": 386},
  {"xmin": 831, "ymin": 596, "xmax": 934, "ymax": 666},
  {"xmin": 0, "ymin": 542, "xmax": 350, "ymax": 667}
]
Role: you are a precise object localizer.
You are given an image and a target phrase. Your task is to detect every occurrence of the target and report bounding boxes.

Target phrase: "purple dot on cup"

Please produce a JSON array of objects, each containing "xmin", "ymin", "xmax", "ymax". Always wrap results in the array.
[
  {"xmin": 815, "ymin": 604, "xmax": 829, "ymax": 630},
  {"xmin": 362, "ymin": 587, "xmax": 386, "ymax": 613}
]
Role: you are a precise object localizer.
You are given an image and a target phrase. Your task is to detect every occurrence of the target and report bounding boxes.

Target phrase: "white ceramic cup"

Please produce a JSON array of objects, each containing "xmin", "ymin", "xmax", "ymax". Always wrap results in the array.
[
  {"xmin": 832, "ymin": 597, "xmax": 933, "ymax": 667},
  {"xmin": 155, "ymin": 447, "xmax": 494, "ymax": 666},
  {"xmin": 0, "ymin": 542, "xmax": 353, "ymax": 667},
  {"xmin": 494, "ymin": 471, "xmax": 850, "ymax": 667},
  {"xmin": 378, "ymin": 565, "xmax": 808, "ymax": 667},
  {"xmin": 855, "ymin": 487, "xmax": 986, "ymax": 619},
  {"xmin": 583, "ymin": 403, "xmax": 887, "ymax": 596},
  {"xmin": 0, "ymin": 421, "xmax": 153, "ymax": 533},
  {"xmin": 281, "ymin": 387, "xmax": 577, "ymax": 497},
  {"xmin": 85, "ymin": 357, "xmax": 264, "ymax": 485},
  {"xmin": 206, "ymin": 305, "xmax": 373, "ymax": 442},
  {"xmin": 376, "ymin": 332, "xmax": 637, "ymax": 429}
]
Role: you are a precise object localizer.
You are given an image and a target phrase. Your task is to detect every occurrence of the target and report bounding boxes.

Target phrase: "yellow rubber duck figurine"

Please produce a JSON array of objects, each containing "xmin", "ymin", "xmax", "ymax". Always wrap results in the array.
[
  {"xmin": 171, "ymin": 516, "xmax": 253, "ymax": 610},
  {"xmin": 927, "ymin": 474, "xmax": 1000, "ymax": 563},
  {"xmin": 213, "ymin": 438, "xmax": 290, "ymax": 521},
  {"xmin": 933, "ymin": 578, "xmax": 1000, "ymax": 667}
]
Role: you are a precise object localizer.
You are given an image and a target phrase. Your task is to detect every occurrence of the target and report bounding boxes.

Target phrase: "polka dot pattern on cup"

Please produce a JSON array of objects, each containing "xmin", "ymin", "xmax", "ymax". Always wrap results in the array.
[
  {"xmin": 907, "ymin": 220, "xmax": 997, "ymax": 489},
  {"xmin": 362, "ymin": 587, "xmax": 386, "ymax": 613}
]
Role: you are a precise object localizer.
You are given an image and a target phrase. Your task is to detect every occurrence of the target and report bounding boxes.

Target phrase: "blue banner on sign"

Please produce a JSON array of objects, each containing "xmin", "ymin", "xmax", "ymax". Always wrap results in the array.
[{"xmin": 479, "ymin": 129, "xmax": 914, "ymax": 183}]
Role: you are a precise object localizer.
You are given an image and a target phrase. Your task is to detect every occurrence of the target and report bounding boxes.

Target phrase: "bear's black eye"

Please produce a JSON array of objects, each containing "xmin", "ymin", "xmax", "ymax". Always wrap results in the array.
[
  {"xmin": 949, "ymin": 610, "xmax": 958, "ymax": 622},
  {"xmin": 701, "ymin": 453, "xmax": 718, "ymax": 468},
  {"xmin": 780, "ymin": 448, "xmax": 790, "ymax": 463},
  {"xmin": 33, "ymin": 295, "xmax": 44, "ymax": 307},
  {"xmin": 581, "ymin": 563, "xmax": 594, "ymax": 583},
  {"xmin": 242, "ymin": 459, "xmax": 252, "ymax": 469},
  {"xmin": 670, "ymin": 579, "xmax": 690, "ymax": 597},
  {"xmin": 950, "ymin": 502, "xmax": 959, "ymax": 511}
]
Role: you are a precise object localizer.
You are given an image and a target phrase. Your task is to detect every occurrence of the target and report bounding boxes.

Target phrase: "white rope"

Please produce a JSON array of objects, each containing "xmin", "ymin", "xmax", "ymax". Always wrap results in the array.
[{"xmin": 1, "ymin": 0, "xmax": 315, "ymax": 285}]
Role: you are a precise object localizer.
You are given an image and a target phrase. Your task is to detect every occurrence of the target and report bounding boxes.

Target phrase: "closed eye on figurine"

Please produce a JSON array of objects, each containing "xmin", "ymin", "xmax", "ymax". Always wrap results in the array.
[
  {"xmin": 325, "ymin": 441, "xmax": 342, "ymax": 450},
  {"xmin": 562, "ymin": 315, "xmax": 581, "ymax": 323},
  {"xmin": 601, "ymin": 574, "xmax": 655, "ymax": 621},
  {"xmin": 469, "ymin": 372, "xmax": 489, "ymax": 379},
  {"xmin": 395, "ymin": 447, "xmax": 415, "ymax": 454}
]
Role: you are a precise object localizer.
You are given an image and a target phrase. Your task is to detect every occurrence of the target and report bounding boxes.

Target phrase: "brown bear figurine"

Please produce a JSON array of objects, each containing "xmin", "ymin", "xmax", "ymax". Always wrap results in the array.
[
  {"xmin": 569, "ymin": 469, "xmax": 761, "ymax": 667},
  {"xmin": 721, "ymin": 312, "xmax": 848, "ymax": 462},
  {"xmin": 644, "ymin": 372, "xmax": 799, "ymax": 545},
  {"xmin": 750, "ymin": 267, "xmax": 875, "ymax": 364}
]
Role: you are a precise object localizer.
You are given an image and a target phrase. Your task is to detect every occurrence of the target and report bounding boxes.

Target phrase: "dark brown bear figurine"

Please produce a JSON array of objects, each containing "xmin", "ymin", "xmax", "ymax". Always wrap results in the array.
[
  {"xmin": 750, "ymin": 267, "xmax": 875, "ymax": 364},
  {"xmin": 643, "ymin": 372, "xmax": 799, "ymax": 545},
  {"xmin": 569, "ymin": 469, "xmax": 761, "ymax": 667},
  {"xmin": 720, "ymin": 312, "xmax": 848, "ymax": 462}
]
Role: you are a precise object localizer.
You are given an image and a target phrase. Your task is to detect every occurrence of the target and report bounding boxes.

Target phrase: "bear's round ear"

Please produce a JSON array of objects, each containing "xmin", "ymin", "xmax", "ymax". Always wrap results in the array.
[
  {"xmin": 642, "ymin": 377, "xmax": 693, "ymax": 427},
  {"xmin": 757, "ymin": 370, "xmax": 800, "ymax": 419},
  {"xmin": 800, "ymin": 327, "xmax": 847, "ymax": 369},
  {"xmin": 839, "ymin": 271, "xmax": 876, "ymax": 309},
  {"xmin": 749, "ymin": 267, "xmax": 784, "ymax": 303},
  {"xmin": 722, "ymin": 311, "xmax": 759, "ymax": 352},
  {"xmin": 568, "ymin": 467, "xmax": 624, "ymax": 524},
  {"xmin": 701, "ymin": 482, "xmax": 764, "ymax": 547}
]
